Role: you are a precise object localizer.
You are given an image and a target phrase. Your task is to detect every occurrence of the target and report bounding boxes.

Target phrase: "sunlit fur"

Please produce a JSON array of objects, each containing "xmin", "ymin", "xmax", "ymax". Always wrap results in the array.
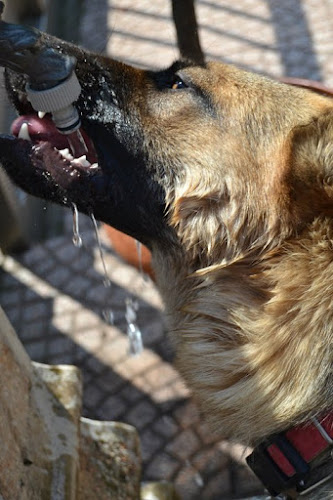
[
  {"xmin": 147, "ymin": 64, "xmax": 333, "ymax": 498},
  {"xmin": 2, "ymin": 44, "xmax": 333, "ymax": 497}
]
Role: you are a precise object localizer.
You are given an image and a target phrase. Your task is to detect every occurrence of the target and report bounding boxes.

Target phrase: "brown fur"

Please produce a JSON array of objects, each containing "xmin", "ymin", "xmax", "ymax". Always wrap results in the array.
[
  {"xmin": 2, "ymin": 39, "xmax": 333, "ymax": 496},
  {"xmin": 146, "ymin": 63, "xmax": 333, "ymax": 498}
]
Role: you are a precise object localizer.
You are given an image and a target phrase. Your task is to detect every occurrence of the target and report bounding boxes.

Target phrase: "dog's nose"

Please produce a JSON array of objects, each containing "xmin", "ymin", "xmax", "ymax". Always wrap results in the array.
[{"xmin": 0, "ymin": 19, "xmax": 75, "ymax": 90}]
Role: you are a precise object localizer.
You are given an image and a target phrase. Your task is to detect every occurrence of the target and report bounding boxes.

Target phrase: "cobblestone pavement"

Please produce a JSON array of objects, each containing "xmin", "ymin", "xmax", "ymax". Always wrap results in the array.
[{"xmin": 1, "ymin": 1, "xmax": 333, "ymax": 498}]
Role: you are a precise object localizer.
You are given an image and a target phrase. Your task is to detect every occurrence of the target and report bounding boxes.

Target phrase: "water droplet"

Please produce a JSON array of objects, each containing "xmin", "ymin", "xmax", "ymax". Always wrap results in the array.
[
  {"xmin": 194, "ymin": 472, "xmax": 204, "ymax": 488},
  {"xmin": 90, "ymin": 213, "xmax": 111, "ymax": 288},
  {"xmin": 72, "ymin": 203, "xmax": 83, "ymax": 248},
  {"xmin": 125, "ymin": 297, "xmax": 137, "ymax": 323},
  {"xmin": 67, "ymin": 128, "xmax": 88, "ymax": 158},
  {"xmin": 72, "ymin": 234, "xmax": 83, "ymax": 248},
  {"xmin": 102, "ymin": 308, "xmax": 115, "ymax": 325},
  {"xmin": 127, "ymin": 322, "xmax": 143, "ymax": 356}
]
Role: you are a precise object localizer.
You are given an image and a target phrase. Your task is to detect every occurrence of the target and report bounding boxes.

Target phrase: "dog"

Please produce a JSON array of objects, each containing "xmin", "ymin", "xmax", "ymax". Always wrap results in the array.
[{"xmin": 0, "ymin": 19, "xmax": 332, "ymax": 499}]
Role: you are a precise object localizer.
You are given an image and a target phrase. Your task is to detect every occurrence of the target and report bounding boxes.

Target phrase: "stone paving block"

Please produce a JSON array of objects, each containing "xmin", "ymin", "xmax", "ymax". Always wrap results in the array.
[
  {"xmin": 144, "ymin": 362, "xmax": 180, "ymax": 389},
  {"xmin": 81, "ymin": 386, "xmax": 104, "ymax": 414},
  {"xmin": 145, "ymin": 452, "xmax": 180, "ymax": 481},
  {"xmin": 52, "ymin": 311, "xmax": 75, "ymax": 335},
  {"xmin": 152, "ymin": 380, "xmax": 190, "ymax": 405},
  {"xmin": 64, "ymin": 276, "xmax": 92, "ymax": 296},
  {"xmin": 153, "ymin": 415, "xmax": 179, "ymax": 440},
  {"xmin": 175, "ymin": 465, "xmax": 206, "ymax": 500},
  {"xmin": 84, "ymin": 353, "xmax": 109, "ymax": 375},
  {"xmin": 19, "ymin": 244, "xmax": 48, "ymax": 267},
  {"xmin": 173, "ymin": 400, "xmax": 200, "ymax": 428},
  {"xmin": 73, "ymin": 308, "xmax": 104, "ymax": 332},
  {"xmin": 22, "ymin": 300, "xmax": 52, "ymax": 322},
  {"xmin": 98, "ymin": 335, "xmax": 129, "ymax": 364},
  {"xmin": 191, "ymin": 446, "xmax": 229, "ymax": 477},
  {"xmin": 85, "ymin": 282, "xmax": 115, "ymax": 303},
  {"xmin": 24, "ymin": 339, "xmax": 48, "ymax": 361},
  {"xmin": 70, "ymin": 252, "xmax": 95, "ymax": 273},
  {"xmin": 53, "ymin": 295, "xmax": 81, "ymax": 315},
  {"xmin": 93, "ymin": 365, "xmax": 125, "ymax": 392},
  {"xmin": 234, "ymin": 463, "xmax": 265, "ymax": 498},
  {"xmin": 119, "ymin": 383, "xmax": 145, "ymax": 404},
  {"xmin": 2, "ymin": 305, "xmax": 21, "ymax": 327},
  {"xmin": 118, "ymin": 352, "xmax": 160, "ymax": 379},
  {"xmin": 23, "ymin": 287, "xmax": 42, "ymax": 302},
  {"xmin": 140, "ymin": 427, "xmax": 165, "ymax": 462},
  {"xmin": 0, "ymin": 288, "xmax": 21, "ymax": 307},
  {"xmin": 201, "ymin": 469, "xmax": 231, "ymax": 500},
  {"xmin": 97, "ymin": 394, "xmax": 128, "ymax": 421},
  {"xmin": 47, "ymin": 335, "xmax": 77, "ymax": 357},
  {"xmin": 51, "ymin": 352, "xmax": 80, "ymax": 365},
  {"xmin": 19, "ymin": 319, "xmax": 49, "ymax": 341},
  {"xmin": 75, "ymin": 328, "xmax": 108, "ymax": 353},
  {"xmin": 44, "ymin": 267, "xmax": 72, "ymax": 288},
  {"xmin": 126, "ymin": 399, "xmax": 159, "ymax": 431},
  {"xmin": 166, "ymin": 429, "xmax": 202, "ymax": 462},
  {"xmin": 196, "ymin": 421, "xmax": 222, "ymax": 446}
]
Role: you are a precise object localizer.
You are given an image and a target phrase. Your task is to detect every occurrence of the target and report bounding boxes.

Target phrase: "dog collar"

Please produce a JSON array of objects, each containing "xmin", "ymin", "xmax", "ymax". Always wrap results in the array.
[{"xmin": 246, "ymin": 412, "xmax": 333, "ymax": 498}]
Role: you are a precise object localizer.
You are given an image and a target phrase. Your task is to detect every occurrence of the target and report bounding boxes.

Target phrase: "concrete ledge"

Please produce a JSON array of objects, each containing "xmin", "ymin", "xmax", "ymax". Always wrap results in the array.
[
  {"xmin": 79, "ymin": 418, "xmax": 142, "ymax": 499},
  {"xmin": 0, "ymin": 306, "xmax": 81, "ymax": 499}
]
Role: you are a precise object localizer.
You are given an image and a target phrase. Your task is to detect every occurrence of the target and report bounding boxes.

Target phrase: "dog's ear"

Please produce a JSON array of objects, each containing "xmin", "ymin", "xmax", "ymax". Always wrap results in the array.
[
  {"xmin": 290, "ymin": 109, "xmax": 333, "ymax": 221},
  {"xmin": 170, "ymin": 175, "xmax": 274, "ymax": 269},
  {"xmin": 170, "ymin": 107, "xmax": 333, "ymax": 270}
]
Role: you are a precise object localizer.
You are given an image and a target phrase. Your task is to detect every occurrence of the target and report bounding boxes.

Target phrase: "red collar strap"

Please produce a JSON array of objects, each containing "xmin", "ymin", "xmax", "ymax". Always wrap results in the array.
[
  {"xmin": 246, "ymin": 412, "xmax": 333, "ymax": 497},
  {"xmin": 280, "ymin": 77, "xmax": 333, "ymax": 98}
]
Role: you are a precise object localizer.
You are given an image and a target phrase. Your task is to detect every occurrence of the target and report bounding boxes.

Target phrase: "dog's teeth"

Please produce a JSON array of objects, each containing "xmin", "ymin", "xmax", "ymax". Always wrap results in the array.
[
  {"xmin": 90, "ymin": 163, "xmax": 99, "ymax": 170},
  {"xmin": 59, "ymin": 148, "xmax": 70, "ymax": 156},
  {"xmin": 38, "ymin": 111, "xmax": 46, "ymax": 119},
  {"xmin": 72, "ymin": 155, "xmax": 91, "ymax": 168},
  {"xmin": 18, "ymin": 122, "xmax": 32, "ymax": 141},
  {"xmin": 59, "ymin": 148, "xmax": 74, "ymax": 161},
  {"xmin": 78, "ymin": 155, "xmax": 91, "ymax": 167}
]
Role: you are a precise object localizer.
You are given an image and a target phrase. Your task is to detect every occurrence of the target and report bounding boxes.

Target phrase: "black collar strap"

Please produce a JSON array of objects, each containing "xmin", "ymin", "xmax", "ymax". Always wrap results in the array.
[{"xmin": 246, "ymin": 412, "xmax": 333, "ymax": 498}]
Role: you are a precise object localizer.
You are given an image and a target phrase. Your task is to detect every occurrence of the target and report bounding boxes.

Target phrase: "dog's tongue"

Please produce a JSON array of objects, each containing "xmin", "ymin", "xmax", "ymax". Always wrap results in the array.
[{"xmin": 11, "ymin": 114, "xmax": 70, "ymax": 150}]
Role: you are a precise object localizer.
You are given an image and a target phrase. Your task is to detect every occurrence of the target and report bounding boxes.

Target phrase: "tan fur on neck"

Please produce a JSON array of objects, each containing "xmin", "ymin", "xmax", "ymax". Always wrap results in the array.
[
  {"xmin": 152, "ymin": 80, "xmax": 333, "ymax": 448},
  {"xmin": 154, "ymin": 217, "xmax": 333, "ymax": 445}
]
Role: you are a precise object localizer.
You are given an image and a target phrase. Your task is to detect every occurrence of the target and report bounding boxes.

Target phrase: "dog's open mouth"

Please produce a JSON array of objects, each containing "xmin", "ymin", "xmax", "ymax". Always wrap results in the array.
[{"xmin": 10, "ymin": 112, "xmax": 100, "ymax": 189}]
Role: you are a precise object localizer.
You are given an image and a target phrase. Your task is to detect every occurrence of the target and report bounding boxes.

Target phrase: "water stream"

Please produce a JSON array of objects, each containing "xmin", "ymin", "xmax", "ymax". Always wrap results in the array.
[
  {"xmin": 90, "ymin": 213, "xmax": 111, "ymax": 288},
  {"xmin": 125, "ymin": 297, "xmax": 143, "ymax": 356},
  {"xmin": 71, "ymin": 203, "xmax": 83, "ymax": 248},
  {"xmin": 71, "ymin": 208, "xmax": 144, "ymax": 355}
]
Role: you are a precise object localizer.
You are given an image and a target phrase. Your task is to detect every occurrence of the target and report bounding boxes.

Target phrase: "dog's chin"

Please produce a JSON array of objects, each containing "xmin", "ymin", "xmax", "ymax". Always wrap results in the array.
[
  {"xmin": 0, "ymin": 113, "xmax": 169, "ymax": 248},
  {"xmin": 0, "ymin": 111, "xmax": 111, "ymax": 213}
]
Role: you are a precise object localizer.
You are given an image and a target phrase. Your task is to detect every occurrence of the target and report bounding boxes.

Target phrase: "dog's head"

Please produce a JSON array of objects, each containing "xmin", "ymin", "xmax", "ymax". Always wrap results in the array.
[
  {"xmin": 1, "ymin": 23, "xmax": 333, "ymax": 269},
  {"xmin": 3, "ymin": 24, "xmax": 333, "ymax": 483}
]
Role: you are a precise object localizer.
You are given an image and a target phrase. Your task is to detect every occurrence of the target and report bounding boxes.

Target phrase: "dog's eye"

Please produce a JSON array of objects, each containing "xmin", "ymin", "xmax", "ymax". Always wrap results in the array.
[{"xmin": 171, "ymin": 77, "xmax": 188, "ymax": 90}]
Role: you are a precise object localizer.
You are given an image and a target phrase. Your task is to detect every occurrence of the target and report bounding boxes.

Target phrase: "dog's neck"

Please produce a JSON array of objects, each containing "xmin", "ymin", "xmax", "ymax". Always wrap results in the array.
[
  {"xmin": 152, "ymin": 217, "xmax": 333, "ymax": 447},
  {"xmin": 152, "ymin": 221, "xmax": 333, "ymax": 498}
]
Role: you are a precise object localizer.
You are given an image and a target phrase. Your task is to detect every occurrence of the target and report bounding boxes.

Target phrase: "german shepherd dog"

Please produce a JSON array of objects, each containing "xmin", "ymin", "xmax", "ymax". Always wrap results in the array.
[{"xmin": 0, "ymin": 19, "xmax": 333, "ymax": 499}]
